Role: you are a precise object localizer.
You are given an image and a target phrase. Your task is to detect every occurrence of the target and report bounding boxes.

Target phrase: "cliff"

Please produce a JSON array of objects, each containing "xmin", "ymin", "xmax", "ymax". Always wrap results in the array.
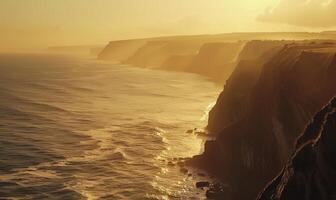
[
  {"xmin": 124, "ymin": 40, "xmax": 201, "ymax": 68},
  {"xmin": 258, "ymin": 97, "xmax": 336, "ymax": 200},
  {"xmin": 207, "ymin": 40, "xmax": 289, "ymax": 133},
  {"xmin": 189, "ymin": 41, "xmax": 336, "ymax": 200},
  {"xmin": 161, "ymin": 42, "xmax": 244, "ymax": 82},
  {"xmin": 98, "ymin": 33, "xmax": 336, "ymax": 84},
  {"xmin": 99, "ymin": 37, "xmax": 245, "ymax": 82},
  {"xmin": 98, "ymin": 32, "xmax": 336, "ymax": 63},
  {"xmin": 97, "ymin": 39, "xmax": 147, "ymax": 62},
  {"xmin": 98, "ymin": 35, "xmax": 211, "ymax": 65},
  {"xmin": 186, "ymin": 42, "xmax": 244, "ymax": 81}
]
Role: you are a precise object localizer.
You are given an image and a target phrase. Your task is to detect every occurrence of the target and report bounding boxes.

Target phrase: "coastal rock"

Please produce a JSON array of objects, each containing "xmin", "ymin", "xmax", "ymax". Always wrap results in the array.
[
  {"xmin": 206, "ymin": 183, "xmax": 231, "ymax": 200},
  {"xmin": 207, "ymin": 40, "xmax": 289, "ymax": 133},
  {"xmin": 196, "ymin": 181, "xmax": 210, "ymax": 188},
  {"xmin": 258, "ymin": 97, "xmax": 336, "ymax": 200},
  {"xmin": 189, "ymin": 41, "xmax": 336, "ymax": 200}
]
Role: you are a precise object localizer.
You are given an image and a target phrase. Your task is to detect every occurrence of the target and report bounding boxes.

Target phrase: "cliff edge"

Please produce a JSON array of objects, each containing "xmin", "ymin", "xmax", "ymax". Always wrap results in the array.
[
  {"xmin": 207, "ymin": 40, "xmax": 289, "ymax": 133},
  {"xmin": 258, "ymin": 97, "xmax": 336, "ymax": 200},
  {"xmin": 189, "ymin": 41, "xmax": 336, "ymax": 200}
]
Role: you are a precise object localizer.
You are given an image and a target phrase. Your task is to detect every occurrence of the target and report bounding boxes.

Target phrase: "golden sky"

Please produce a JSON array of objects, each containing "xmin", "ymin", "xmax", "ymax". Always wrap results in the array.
[{"xmin": 1, "ymin": 0, "xmax": 335, "ymax": 51}]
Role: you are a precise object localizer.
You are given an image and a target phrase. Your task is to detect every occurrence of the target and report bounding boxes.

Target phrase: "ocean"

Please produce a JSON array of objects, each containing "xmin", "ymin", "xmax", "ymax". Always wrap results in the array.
[{"xmin": 0, "ymin": 53, "xmax": 220, "ymax": 199}]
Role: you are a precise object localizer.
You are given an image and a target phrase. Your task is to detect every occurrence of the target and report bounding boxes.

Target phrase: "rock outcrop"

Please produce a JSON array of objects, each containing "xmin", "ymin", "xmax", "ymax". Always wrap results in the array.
[
  {"xmin": 258, "ymin": 97, "xmax": 336, "ymax": 200},
  {"xmin": 189, "ymin": 41, "xmax": 336, "ymax": 200}
]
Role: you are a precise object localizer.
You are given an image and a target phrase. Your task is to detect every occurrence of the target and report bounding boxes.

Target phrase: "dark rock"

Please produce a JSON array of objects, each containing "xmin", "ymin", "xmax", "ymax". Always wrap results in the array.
[
  {"xmin": 196, "ymin": 181, "xmax": 210, "ymax": 188},
  {"xmin": 258, "ymin": 97, "xmax": 336, "ymax": 200},
  {"xmin": 195, "ymin": 131, "xmax": 206, "ymax": 136},
  {"xmin": 206, "ymin": 183, "xmax": 230, "ymax": 199},
  {"xmin": 206, "ymin": 190, "xmax": 224, "ymax": 199}
]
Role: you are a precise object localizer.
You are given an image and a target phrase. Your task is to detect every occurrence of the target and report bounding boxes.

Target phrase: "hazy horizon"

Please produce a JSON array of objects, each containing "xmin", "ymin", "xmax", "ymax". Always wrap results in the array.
[{"xmin": 1, "ymin": 0, "xmax": 336, "ymax": 52}]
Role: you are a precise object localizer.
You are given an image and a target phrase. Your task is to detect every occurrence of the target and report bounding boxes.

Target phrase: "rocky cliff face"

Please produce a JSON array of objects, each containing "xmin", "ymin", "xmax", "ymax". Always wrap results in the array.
[
  {"xmin": 189, "ymin": 41, "xmax": 336, "ymax": 200},
  {"xmin": 258, "ymin": 97, "xmax": 336, "ymax": 200},
  {"xmin": 207, "ymin": 40, "xmax": 289, "ymax": 133}
]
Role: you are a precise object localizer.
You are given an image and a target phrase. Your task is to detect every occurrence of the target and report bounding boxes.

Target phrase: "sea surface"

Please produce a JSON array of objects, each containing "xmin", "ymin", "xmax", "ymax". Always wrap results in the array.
[{"xmin": 0, "ymin": 54, "xmax": 220, "ymax": 199}]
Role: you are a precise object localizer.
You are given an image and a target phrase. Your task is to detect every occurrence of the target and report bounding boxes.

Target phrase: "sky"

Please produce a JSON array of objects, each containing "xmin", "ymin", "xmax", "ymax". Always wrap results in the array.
[{"xmin": 1, "ymin": 0, "xmax": 335, "ymax": 51}]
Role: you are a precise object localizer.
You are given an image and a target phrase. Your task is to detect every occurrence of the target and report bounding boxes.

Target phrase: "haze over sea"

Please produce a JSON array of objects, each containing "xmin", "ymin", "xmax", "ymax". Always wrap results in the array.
[{"xmin": 0, "ymin": 54, "xmax": 220, "ymax": 199}]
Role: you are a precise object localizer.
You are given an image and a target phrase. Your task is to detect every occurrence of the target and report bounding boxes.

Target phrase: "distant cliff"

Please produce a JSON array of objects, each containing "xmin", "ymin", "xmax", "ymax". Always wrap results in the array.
[
  {"xmin": 98, "ymin": 33, "xmax": 336, "ymax": 83},
  {"xmin": 189, "ymin": 41, "xmax": 336, "ymax": 200},
  {"xmin": 98, "ymin": 37, "xmax": 244, "ymax": 83},
  {"xmin": 161, "ymin": 42, "xmax": 244, "ymax": 82},
  {"xmin": 258, "ymin": 97, "xmax": 336, "ymax": 200},
  {"xmin": 125, "ymin": 40, "xmax": 201, "ymax": 68},
  {"xmin": 97, "ymin": 39, "xmax": 147, "ymax": 62}
]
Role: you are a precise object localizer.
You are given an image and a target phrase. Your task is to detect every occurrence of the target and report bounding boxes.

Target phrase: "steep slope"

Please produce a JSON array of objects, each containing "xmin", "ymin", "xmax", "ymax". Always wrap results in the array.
[
  {"xmin": 207, "ymin": 40, "xmax": 289, "ymax": 133},
  {"xmin": 98, "ymin": 32, "xmax": 336, "ymax": 59},
  {"xmin": 161, "ymin": 42, "xmax": 244, "ymax": 82},
  {"xmin": 258, "ymin": 97, "xmax": 336, "ymax": 200},
  {"xmin": 189, "ymin": 41, "xmax": 336, "ymax": 200},
  {"xmin": 98, "ymin": 32, "xmax": 336, "ymax": 63},
  {"xmin": 186, "ymin": 42, "xmax": 244, "ymax": 82},
  {"xmin": 97, "ymin": 39, "xmax": 147, "ymax": 62},
  {"xmin": 98, "ymin": 33, "xmax": 336, "ymax": 84},
  {"xmin": 124, "ymin": 40, "xmax": 201, "ymax": 68}
]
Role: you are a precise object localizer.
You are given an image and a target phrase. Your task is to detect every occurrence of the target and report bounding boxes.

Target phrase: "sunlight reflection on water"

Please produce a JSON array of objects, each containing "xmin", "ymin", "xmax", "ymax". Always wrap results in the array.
[{"xmin": 0, "ymin": 54, "xmax": 220, "ymax": 199}]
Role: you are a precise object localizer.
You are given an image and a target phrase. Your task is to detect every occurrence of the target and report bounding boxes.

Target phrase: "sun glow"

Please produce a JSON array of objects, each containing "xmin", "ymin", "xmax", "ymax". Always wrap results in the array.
[{"xmin": 0, "ymin": 0, "xmax": 289, "ymax": 52}]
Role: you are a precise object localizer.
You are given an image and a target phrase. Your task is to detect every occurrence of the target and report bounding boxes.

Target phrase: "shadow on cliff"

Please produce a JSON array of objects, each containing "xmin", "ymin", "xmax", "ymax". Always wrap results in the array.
[
  {"xmin": 187, "ymin": 41, "xmax": 336, "ymax": 200},
  {"xmin": 258, "ymin": 96, "xmax": 336, "ymax": 200}
]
